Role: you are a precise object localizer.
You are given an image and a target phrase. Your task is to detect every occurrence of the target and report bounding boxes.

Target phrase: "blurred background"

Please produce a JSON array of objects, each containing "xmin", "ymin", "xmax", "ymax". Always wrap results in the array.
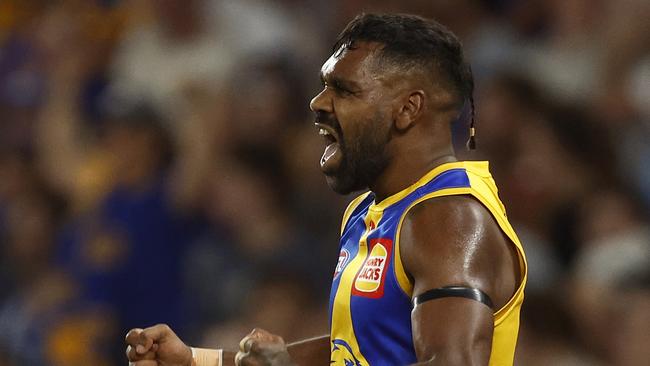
[{"xmin": 0, "ymin": 0, "xmax": 648, "ymax": 365}]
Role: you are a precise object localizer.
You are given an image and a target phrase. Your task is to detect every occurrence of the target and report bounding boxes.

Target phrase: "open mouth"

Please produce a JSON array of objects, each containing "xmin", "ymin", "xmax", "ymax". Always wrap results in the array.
[
  {"xmin": 314, "ymin": 122, "xmax": 339, "ymax": 144},
  {"xmin": 314, "ymin": 122, "xmax": 342, "ymax": 173}
]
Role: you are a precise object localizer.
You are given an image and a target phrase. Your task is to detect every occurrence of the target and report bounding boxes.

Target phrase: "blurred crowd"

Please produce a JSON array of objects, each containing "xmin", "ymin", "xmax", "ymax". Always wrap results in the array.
[{"xmin": 0, "ymin": 0, "xmax": 648, "ymax": 365}]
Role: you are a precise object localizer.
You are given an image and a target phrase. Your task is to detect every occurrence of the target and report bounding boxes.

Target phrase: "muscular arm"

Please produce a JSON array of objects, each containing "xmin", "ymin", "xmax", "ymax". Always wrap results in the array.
[{"xmin": 399, "ymin": 196, "xmax": 520, "ymax": 366}]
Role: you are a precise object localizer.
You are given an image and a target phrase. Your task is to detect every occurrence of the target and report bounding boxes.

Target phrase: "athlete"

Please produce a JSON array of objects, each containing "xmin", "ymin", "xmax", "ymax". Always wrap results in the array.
[{"xmin": 126, "ymin": 13, "xmax": 526, "ymax": 366}]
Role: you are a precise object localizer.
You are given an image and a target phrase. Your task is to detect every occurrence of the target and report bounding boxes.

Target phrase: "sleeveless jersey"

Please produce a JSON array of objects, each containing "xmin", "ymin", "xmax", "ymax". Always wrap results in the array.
[{"xmin": 328, "ymin": 161, "xmax": 527, "ymax": 366}]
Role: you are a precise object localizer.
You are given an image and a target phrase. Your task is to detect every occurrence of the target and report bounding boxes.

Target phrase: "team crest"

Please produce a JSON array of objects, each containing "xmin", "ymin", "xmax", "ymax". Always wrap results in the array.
[
  {"xmin": 333, "ymin": 248, "xmax": 350, "ymax": 279},
  {"xmin": 352, "ymin": 238, "xmax": 393, "ymax": 298},
  {"xmin": 331, "ymin": 339, "xmax": 363, "ymax": 366}
]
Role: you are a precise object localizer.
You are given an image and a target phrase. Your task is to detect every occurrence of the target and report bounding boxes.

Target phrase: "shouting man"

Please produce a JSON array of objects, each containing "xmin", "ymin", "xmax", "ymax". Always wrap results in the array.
[{"xmin": 126, "ymin": 13, "xmax": 526, "ymax": 366}]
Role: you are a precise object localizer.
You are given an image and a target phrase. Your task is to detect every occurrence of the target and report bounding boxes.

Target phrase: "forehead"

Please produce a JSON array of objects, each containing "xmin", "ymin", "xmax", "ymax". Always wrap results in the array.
[{"xmin": 320, "ymin": 42, "xmax": 381, "ymax": 82}]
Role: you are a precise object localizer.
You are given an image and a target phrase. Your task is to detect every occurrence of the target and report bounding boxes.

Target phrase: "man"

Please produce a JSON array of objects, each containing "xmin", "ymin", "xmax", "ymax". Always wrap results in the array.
[{"xmin": 126, "ymin": 13, "xmax": 526, "ymax": 366}]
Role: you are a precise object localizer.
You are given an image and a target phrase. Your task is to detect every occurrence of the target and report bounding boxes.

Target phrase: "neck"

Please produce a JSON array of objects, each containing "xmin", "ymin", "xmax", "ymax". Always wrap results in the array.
[{"xmin": 370, "ymin": 147, "xmax": 456, "ymax": 203}]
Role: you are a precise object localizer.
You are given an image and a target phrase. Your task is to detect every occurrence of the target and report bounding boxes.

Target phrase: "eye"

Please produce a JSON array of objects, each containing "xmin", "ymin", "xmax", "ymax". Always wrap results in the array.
[
  {"xmin": 332, "ymin": 82, "xmax": 353, "ymax": 97},
  {"xmin": 336, "ymin": 88, "xmax": 353, "ymax": 97}
]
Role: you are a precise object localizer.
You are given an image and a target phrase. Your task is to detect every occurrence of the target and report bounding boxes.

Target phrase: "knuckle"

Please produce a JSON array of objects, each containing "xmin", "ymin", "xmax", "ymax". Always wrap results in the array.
[
  {"xmin": 235, "ymin": 351, "xmax": 245, "ymax": 366},
  {"xmin": 245, "ymin": 338, "xmax": 257, "ymax": 353},
  {"xmin": 125, "ymin": 328, "xmax": 141, "ymax": 342},
  {"xmin": 249, "ymin": 341, "xmax": 262, "ymax": 354},
  {"xmin": 239, "ymin": 336, "xmax": 248, "ymax": 352},
  {"xmin": 125, "ymin": 345, "xmax": 141, "ymax": 361}
]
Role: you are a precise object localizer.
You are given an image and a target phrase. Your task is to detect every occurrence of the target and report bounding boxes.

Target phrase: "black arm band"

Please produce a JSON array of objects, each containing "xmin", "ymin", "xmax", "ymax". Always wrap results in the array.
[{"xmin": 412, "ymin": 286, "xmax": 494, "ymax": 310}]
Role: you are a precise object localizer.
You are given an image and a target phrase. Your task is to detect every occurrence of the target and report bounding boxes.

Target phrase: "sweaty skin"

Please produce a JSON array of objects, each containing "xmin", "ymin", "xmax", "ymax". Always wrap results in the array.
[
  {"xmin": 125, "ymin": 41, "xmax": 519, "ymax": 366},
  {"xmin": 313, "ymin": 44, "xmax": 395, "ymax": 194},
  {"xmin": 402, "ymin": 196, "xmax": 519, "ymax": 365}
]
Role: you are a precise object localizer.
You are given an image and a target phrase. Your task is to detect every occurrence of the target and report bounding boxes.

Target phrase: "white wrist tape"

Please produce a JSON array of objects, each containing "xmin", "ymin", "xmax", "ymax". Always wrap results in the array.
[{"xmin": 191, "ymin": 347, "xmax": 223, "ymax": 366}]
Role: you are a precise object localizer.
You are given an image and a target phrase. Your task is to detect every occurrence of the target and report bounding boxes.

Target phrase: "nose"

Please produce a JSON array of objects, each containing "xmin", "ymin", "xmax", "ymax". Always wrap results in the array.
[{"xmin": 309, "ymin": 88, "xmax": 332, "ymax": 113}]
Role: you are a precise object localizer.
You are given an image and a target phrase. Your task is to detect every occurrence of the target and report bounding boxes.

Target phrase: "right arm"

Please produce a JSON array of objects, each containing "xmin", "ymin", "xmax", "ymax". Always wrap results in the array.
[
  {"xmin": 197, "ymin": 332, "xmax": 330, "ymax": 366},
  {"xmin": 286, "ymin": 334, "xmax": 330, "ymax": 365}
]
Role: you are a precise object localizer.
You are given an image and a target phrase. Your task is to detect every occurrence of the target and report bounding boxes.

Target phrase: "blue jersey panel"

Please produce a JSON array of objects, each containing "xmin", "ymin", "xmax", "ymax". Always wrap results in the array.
[{"xmin": 329, "ymin": 168, "xmax": 472, "ymax": 365}]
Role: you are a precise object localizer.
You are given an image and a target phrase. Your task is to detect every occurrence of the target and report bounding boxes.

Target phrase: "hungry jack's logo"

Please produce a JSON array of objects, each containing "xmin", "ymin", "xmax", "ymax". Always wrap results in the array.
[{"xmin": 352, "ymin": 238, "xmax": 392, "ymax": 299}]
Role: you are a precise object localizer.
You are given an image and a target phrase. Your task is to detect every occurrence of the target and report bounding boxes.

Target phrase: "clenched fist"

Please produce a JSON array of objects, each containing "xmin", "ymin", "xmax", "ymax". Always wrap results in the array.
[
  {"xmin": 125, "ymin": 324, "xmax": 193, "ymax": 366},
  {"xmin": 235, "ymin": 329, "xmax": 296, "ymax": 366}
]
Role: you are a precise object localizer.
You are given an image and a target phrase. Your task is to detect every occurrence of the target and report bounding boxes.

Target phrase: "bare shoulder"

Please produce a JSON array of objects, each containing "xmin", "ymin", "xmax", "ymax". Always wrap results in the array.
[{"xmin": 399, "ymin": 195, "xmax": 519, "ymax": 309}]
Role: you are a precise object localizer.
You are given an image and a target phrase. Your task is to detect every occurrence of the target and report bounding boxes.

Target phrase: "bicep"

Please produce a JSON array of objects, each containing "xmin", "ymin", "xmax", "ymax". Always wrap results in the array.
[
  {"xmin": 411, "ymin": 298, "xmax": 493, "ymax": 365},
  {"xmin": 400, "ymin": 196, "xmax": 515, "ymax": 365}
]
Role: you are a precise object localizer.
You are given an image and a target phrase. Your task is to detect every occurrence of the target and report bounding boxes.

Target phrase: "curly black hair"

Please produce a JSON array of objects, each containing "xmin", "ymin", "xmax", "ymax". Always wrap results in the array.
[{"xmin": 334, "ymin": 13, "xmax": 476, "ymax": 148}]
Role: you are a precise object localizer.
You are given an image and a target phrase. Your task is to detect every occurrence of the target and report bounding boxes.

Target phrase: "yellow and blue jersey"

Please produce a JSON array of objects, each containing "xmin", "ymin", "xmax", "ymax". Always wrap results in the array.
[{"xmin": 329, "ymin": 161, "xmax": 527, "ymax": 366}]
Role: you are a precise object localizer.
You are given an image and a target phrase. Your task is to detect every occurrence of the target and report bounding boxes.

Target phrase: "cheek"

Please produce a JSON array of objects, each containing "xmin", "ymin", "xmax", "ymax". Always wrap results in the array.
[{"xmin": 335, "ymin": 100, "xmax": 376, "ymax": 138}]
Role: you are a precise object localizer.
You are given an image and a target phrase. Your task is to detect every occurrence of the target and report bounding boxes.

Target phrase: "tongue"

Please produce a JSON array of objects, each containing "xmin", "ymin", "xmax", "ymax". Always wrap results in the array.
[{"xmin": 320, "ymin": 142, "xmax": 343, "ymax": 174}]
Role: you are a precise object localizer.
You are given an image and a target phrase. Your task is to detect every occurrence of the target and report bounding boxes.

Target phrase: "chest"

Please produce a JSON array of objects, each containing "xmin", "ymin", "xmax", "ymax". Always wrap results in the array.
[{"xmin": 329, "ymin": 209, "xmax": 412, "ymax": 323}]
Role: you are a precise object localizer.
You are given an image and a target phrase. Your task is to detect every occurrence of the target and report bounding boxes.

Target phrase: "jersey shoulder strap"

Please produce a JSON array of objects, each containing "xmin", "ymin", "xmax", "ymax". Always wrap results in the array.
[
  {"xmin": 394, "ymin": 161, "xmax": 527, "ymax": 306},
  {"xmin": 340, "ymin": 191, "xmax": 373, "ymax": 235}
]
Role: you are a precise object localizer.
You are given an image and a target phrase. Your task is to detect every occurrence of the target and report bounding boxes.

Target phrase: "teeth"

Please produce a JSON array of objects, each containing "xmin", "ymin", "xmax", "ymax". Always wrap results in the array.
[{"xmin": 319, "ymin": 128, "xmax": 331, "ymax": 136}]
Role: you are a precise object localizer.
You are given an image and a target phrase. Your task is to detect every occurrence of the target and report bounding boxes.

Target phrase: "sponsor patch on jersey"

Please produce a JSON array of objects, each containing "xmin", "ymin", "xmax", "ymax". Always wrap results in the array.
[
  {"xmin": 333, "ymin": 248, "xmax": 350, "ymax": 279},
  {"xmin": 352, "ymin": 238, "xmax": 393, "ymax": 298}
]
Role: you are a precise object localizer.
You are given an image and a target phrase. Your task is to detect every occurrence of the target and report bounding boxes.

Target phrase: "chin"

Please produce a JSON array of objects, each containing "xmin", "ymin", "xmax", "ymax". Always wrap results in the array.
[{"xmin": 325, "ymin": 175, "xmax": 366, "ymax": 195}]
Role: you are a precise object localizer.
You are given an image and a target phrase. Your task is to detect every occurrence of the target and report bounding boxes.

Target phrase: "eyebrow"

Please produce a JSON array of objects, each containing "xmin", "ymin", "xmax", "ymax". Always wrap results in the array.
[{"xmin": 320, "ymin": 71, "xmax": 361, "ymax": 91}]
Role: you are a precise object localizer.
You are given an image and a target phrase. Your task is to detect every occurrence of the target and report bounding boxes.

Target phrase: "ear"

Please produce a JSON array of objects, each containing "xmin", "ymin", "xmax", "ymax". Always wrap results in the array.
[{"xmin": 395, "ymin": 90, "xmax": 424, "ymax": 131}]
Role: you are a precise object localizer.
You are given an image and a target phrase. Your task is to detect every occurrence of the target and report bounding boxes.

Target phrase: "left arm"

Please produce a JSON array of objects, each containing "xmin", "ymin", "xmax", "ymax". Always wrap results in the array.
[{"xmin": 399, "ymin": 196, "xmax": 520, "ymax": 366}]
